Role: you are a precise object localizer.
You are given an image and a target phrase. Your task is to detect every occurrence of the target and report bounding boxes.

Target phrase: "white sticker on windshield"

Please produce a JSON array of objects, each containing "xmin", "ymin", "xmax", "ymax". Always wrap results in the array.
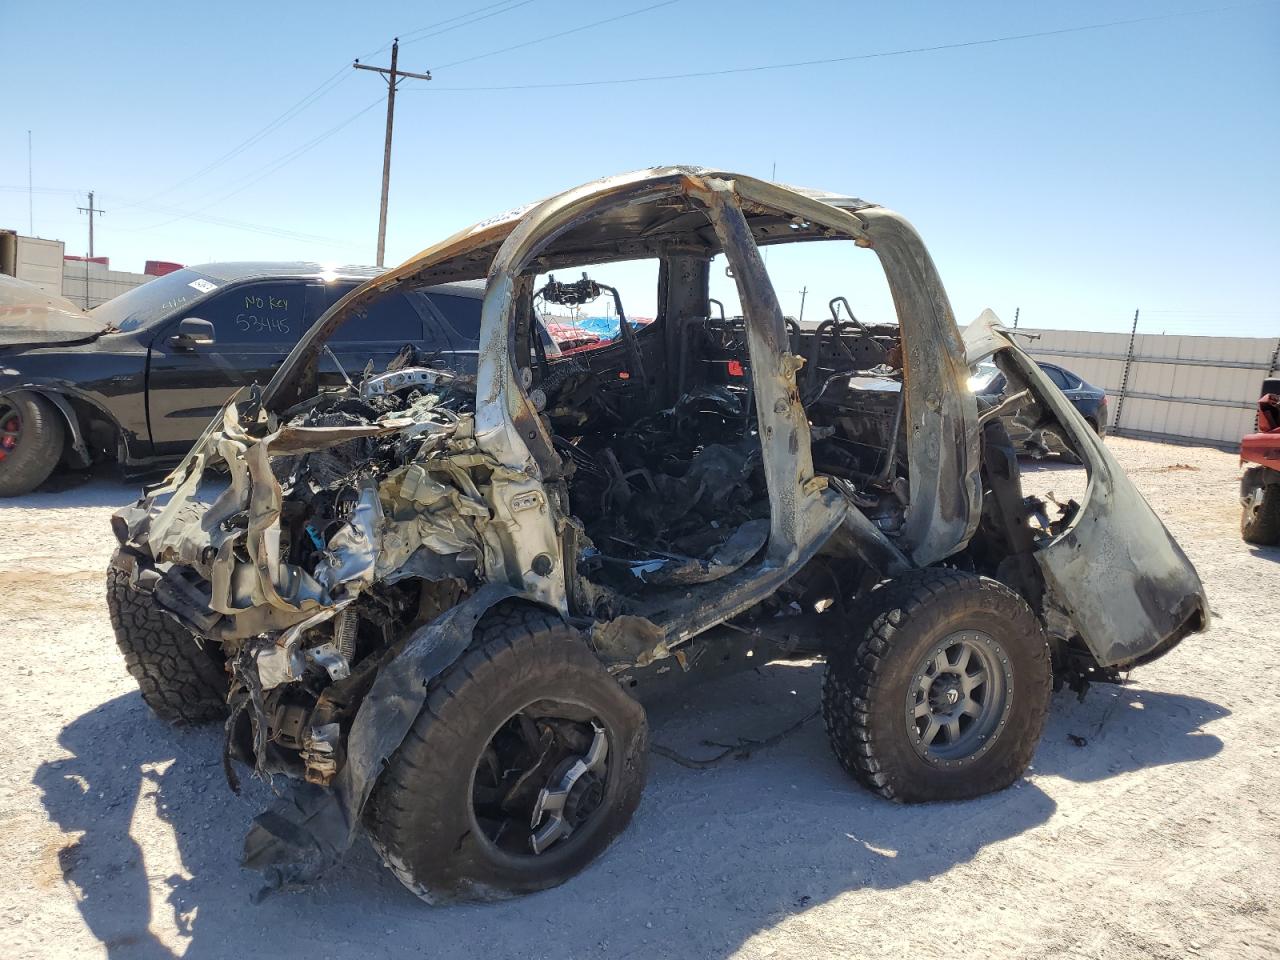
[{"xmin": 188, "ymin": 278, "xmax": 216, "ymax": 293}]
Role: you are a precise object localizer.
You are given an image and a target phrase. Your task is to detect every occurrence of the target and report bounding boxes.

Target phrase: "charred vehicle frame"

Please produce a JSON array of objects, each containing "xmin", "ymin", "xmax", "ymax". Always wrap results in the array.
[{"xmin": 108, "ymin": 167, "xmax": 1207, "ymax": 902}]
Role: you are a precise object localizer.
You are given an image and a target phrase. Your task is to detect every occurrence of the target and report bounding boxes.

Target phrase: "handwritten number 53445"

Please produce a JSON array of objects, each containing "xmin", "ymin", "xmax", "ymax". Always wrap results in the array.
[{"xmin": 235, "ymin": 313, "xmax": 290, "ymax": 335}]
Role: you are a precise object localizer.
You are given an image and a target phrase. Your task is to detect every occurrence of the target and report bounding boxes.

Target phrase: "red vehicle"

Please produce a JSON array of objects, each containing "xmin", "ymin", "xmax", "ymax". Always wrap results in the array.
[
  {"xmin": 543, "ymin": 321, "xmax": 602, "ymax": 354},
  {"xmin": 1240, "ymin": 376, "xmax": 1280, "ymax": 544}
]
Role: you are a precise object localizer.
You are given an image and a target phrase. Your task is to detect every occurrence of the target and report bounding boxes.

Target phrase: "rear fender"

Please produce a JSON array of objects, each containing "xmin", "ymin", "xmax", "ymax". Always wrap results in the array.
[{"xmin": 964, "ymin": 311, "xmax": 1207, "ymax": 668}]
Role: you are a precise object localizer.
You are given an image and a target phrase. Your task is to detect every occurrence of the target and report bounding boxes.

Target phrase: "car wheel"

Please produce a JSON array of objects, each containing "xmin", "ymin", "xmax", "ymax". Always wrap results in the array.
[
  {"xmin": 1241, "ymin": 466, "xmax": 1280, "ymax": 545},
  {"xmin": 0, "ymin": 391, "xmax": 66, "ymax": 497},
  {"xmin": 823, "ymin": 568, "xmax": 1051, "ymax": 803},
  {"xmin": 365, "ymin": 602, "xmax": 649, "ymax": 903},
  {"xmin": 107, "ymin": 552, "xmax": 229, "ymax": 724}
]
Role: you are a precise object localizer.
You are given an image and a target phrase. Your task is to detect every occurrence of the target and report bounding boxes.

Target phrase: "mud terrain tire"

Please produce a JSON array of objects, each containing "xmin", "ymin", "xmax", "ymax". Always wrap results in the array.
[
  {"xmin": 823, "ymin": 568, "xmax": 1051, "ymax": 803},
  {"xmin": 365, "ymin": 603, "xmax": 648, "ymax": 903},
  {"xmin": 106, "ymin": 555, "xmax": 228, "ymax": 724},
  {"xmin": 0, "ymin": 391, "xmax": 65, "ymax": 497},
  {"xmin": 1241, "ymin": 465, "xmax": 1280, "ymax": 545}
]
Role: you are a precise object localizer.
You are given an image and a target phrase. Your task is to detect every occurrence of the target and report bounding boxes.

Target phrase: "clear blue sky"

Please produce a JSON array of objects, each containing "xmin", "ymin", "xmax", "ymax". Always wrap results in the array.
[{"xmin": 1, "ymin": 1, "xmax": 1277, "ymax": 335}]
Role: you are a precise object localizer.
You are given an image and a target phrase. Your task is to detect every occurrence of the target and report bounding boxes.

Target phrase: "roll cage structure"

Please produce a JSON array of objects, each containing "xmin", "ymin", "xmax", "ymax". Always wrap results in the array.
[{"xmin": 270, "ymin": 168, "xmax": 978, "ymax": 597}]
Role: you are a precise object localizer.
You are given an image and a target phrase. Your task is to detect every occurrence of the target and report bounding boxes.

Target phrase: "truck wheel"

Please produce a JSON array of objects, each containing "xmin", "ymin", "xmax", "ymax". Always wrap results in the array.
[
  {"xmin": 365, "ymin": 602, "xmax": 649, "ymax": 903},
  {"xmin": 1241, "ymin": 466, "xmax": 1280, "ymax": 545},
  {"xmin": 0, "ymin": 391, "xmax": 65, "ymax": 497},
  {"xmin": 822, "ymin": 568, "xmax": 1051, "ymax": 803},
  {"xmin": 106, "ymin": 555, "xmax": 228, "ymax": 724}
]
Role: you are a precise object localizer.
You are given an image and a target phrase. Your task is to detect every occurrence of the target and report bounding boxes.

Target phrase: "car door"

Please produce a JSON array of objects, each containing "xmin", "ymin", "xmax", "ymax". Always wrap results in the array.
[
  {"xmin": 1040, "ymin": 363, "xmax": 1094, "ymax": 419},
  {"xmin": 1042, "ymin": 363, "xmax": 1087, "ymax": 399},
  {"xmin": 320, "ymin": 286, "xmax": 484, "ymax": 383},
  {"xmin": 419, "ymin": 290, "xmax": 482, "ymax": 374},
  {"xmin": 146, "ymin": 279, "xmax": 320, "ymax": 455}
]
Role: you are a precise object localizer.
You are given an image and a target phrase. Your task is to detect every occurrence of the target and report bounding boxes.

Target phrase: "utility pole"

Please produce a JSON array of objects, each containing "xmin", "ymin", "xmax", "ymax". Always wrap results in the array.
[
  {"xmin": 354, "ymin": 38, "xmax": 431, "ymax": 267},
  {"xmin": 798, "ymin": 286, "xmax": 808, "ymax": 322},
  {"xmin": 77, "ymin": 190, "xmax": 105, "ymax": 258},
  {"xmin": 27, "ymin": 131, "xmax": 33, "ymax": 234},
  {"xmin": 1013, "ymin": 306, "xmax": 1020, "ymax": 329}
]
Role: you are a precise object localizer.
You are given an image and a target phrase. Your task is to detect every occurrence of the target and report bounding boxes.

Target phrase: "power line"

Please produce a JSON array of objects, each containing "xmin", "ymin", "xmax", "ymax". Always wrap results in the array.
[
  {"xmin": 429, "ymin": 0, "xmax": 679, "ymax": 70},
  {"xmin": 135, "ymin": 96, "xmax": 387, "ymax": 232},
  {"xmin": 122, "ymin": 66, "xmax": 354, "ymax": 208},
  {"xmin": 176, "ymin": 94, "xmax": 386, "ymax": 210},
  {"xmin": 122, "ymin": 206, "xmax": 345, "ymax": 245},
  {"xmin": 417, "ymin": 1, "xmax": 1272, "ymax": 92},
  {"xmin": 6, "ymin": 6, "xmax": 537, "ymax": 229},
  {"xmin": 120, "ymin": 1, "xmax": 537, "ymax": 208},
  {"xmin": 0, "ymin": 184, "xmax": 345, "ymax": 245},
  {"xmin": 1143, "ymin": 310, "xmax": 1280, "ymax": 316},
  {"xmin": 399, "ymin": 0, "xmax": 539, "ymax": 46}
]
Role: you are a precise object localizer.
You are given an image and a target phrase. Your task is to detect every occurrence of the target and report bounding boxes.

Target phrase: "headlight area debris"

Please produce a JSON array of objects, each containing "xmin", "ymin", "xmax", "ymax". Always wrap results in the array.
[{"xmin": 112, "ymin": 344, "xmax": 847, "ymax": 810}]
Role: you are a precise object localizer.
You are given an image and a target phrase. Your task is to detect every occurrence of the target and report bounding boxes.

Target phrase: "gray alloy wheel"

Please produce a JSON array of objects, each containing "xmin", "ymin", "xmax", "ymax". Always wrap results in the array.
[{"xmin": 904, "ymin": 629, "xmax": 1013, "ymax": 767}]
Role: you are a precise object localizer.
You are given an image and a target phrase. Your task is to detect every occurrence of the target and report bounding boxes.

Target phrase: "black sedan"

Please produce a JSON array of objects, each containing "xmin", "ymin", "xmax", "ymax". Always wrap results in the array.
[
  {"xmin": 0, "ymin": 263, "xmax": 485, "ymax": 496},
  {"xmin": 970, "ymin": 359, "xmax": 1108, "ymax": 456}
]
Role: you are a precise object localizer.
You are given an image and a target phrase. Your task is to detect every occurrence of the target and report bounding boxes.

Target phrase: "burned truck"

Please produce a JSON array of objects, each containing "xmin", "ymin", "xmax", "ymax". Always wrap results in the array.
[{"xmin": 108, "ymin": 167, "xmax": 1206, "ymax": 902}]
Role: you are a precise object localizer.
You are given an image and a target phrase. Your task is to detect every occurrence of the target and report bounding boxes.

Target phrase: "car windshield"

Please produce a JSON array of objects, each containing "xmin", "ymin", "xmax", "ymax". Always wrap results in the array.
[{"xmin": 89, "ymin": 268, "xmax": 225, "ymax": 332}]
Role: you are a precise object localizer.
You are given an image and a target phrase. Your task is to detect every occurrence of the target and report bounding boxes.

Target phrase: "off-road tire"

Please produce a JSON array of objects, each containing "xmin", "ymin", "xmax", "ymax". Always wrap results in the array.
[
  {"xmin": 822, "ymin": 568, "xmax": 1051, "ymax": 803},
  {"xmin": 365, "ymin": 603, "xmax": 649, "ymax": 903},
  {"xmin": 0, "ymin": 391, "xmax": 65, "ymax": 497},
  {"xmin": 106, "ymin": 555, "xmax": 228, "ymax": 724},
  {"xmin": 1241, "ymin": 465, "xmax": 1280, "ymax": 545}
]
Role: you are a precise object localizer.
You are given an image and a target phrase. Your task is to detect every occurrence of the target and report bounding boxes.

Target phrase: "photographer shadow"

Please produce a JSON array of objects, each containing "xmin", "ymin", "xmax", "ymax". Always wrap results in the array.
[{"xmin": 33, "ymin": 658, "xmax": 1225, "ymax": 960}]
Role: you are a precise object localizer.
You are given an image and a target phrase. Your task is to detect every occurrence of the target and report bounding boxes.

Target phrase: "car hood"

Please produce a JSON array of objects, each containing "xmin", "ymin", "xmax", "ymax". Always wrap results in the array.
[{"xmin": 0, "ymin": 275, "xmax": 107, "ymax": 349}]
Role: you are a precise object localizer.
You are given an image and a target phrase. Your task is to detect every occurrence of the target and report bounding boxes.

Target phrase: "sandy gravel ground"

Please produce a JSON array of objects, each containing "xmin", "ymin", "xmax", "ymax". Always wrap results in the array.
[{"xmin": 2, "ymin": 437, "xmax": 1276, "ymax": 960}]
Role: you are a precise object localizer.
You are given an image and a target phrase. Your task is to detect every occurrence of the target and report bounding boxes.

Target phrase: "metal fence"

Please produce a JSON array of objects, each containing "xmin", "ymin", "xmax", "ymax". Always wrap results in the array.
[{"xmin": 1016, "ymin": 326, "xmax": 1279, "ymax": 449}]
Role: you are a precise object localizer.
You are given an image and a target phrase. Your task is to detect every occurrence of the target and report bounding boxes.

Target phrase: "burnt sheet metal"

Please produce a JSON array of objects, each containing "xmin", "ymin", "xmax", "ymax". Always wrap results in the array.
[
  {"xmin": 242, "ymin": 582, "xmax": 526, "ymax": 883},
  {"xmin": 832, "ymin": 490, "xmax": 913, "ymax": 576},
  {"xmin": 590, "ymin": 614, "xmax": 670, "ymax": 668},
  {"xmin": 855, "ymin": 208, "xmax": 981, "ymax": 567},
  {"xmin": 120, "ymin": 391, "xmax": 509, "ymax": 641},
  {"xmin": 717, "ymin": 175, "xmax": 982, "ymax": 567},
  {"xmin": 964, "ymin": 311, "xmax": 1207, "ymax": 667},
  {"xmin": 687, "ymin": 174, "xmax": 838, "ymax": 567},
  {"xmin": 627, "ymin": 517, "xmax": 769, "ymax": 587}
]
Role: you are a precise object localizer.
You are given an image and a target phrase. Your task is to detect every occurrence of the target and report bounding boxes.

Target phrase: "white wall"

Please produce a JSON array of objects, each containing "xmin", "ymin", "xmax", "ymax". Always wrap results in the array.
[
  {"xmin": 0, "ymin": 233, "xmax": 66, "ymax": 295},
  {"xmin": 1018, "ymin": 327, "xmax": 1278, "ymax": 448},
  {"xmin": 61, "ymin": 259, "xmax": 153, "ymax": 309}
]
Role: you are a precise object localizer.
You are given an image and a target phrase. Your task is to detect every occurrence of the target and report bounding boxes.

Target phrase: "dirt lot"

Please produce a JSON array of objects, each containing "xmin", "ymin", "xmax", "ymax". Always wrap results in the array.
[{"xmin": 3, "ymin": 436, "xmax": 1277, "ymax": 960}]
